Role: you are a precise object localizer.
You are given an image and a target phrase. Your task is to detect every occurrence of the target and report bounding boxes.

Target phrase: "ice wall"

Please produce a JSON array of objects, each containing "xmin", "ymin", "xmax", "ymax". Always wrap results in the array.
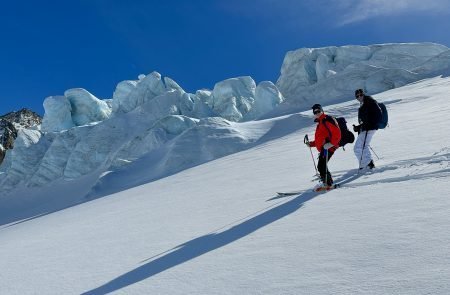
[{"xmin": 275, "ymin": 43, "xmax": 449, "ymax": 113}]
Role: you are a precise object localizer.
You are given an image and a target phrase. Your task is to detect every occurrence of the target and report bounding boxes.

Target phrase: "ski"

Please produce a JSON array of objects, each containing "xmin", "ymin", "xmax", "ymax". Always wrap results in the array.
[{"xmin": 277, "ymin": 183, "xmax": 345, "ymax": 196}]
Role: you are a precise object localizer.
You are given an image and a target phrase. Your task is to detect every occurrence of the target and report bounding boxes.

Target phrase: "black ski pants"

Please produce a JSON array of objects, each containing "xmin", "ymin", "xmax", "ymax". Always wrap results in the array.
[{"xmin": 318, "ymin": 149, "xmax": 334, "ymax": 185}]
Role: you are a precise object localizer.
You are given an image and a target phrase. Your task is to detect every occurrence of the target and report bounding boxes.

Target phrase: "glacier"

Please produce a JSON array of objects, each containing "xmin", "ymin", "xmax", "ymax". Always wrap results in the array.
[
  {"xmin": 273, "ymin": 42, "xmax": 450, "ymax": 115},
  {"xmin": 1, "ymin": 42, "xmax": 450, "ymax": 197},
  {"xmin": 0, "ymin": 73, "xmax": 286, "ymax": 195}
]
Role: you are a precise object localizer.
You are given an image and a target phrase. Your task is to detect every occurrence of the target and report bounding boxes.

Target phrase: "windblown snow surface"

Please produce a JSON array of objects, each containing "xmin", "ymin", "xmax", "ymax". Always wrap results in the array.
[{"xmin": 1, "ymin": 76, "xmax": 450, "ymax": 294}]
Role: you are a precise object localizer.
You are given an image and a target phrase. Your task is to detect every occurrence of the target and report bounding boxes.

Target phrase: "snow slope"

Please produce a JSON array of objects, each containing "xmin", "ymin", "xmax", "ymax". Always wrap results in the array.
[{"xmin": 1, "ymin": 77, "xmax": 450, "ymax": 294}]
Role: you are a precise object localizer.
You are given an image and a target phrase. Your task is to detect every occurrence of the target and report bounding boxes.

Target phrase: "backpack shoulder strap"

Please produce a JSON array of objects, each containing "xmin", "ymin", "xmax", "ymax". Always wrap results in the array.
[
  {"xmin": 321, "ymin": 115, "xmax": 336, "ymax": 140},
  {"xmin": 322, "ymin": 115, "xmax": 338, "ymax": 128}
]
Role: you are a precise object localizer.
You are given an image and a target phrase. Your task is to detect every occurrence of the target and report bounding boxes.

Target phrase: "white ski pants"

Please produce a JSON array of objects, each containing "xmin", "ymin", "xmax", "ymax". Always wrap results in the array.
[{"xmin": 353, "ymin": 130, "xmax": 376, "ymax": 168}]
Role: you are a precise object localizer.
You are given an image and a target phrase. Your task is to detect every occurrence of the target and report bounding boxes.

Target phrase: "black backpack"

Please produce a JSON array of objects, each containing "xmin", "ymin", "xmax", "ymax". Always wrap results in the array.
[
  {"xmin": 323, "ymin": 116, "xmax": 355, "ymax": 148},
  {"xmin": 377, "ymin": 102, "xmax": 388, "ymax": 129}
]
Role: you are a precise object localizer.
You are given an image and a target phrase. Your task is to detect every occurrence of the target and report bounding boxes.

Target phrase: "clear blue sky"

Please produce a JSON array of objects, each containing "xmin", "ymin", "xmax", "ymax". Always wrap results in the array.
[{"xmin": 1, "ymin": 0, "xmax": 449, "ymax": 116}]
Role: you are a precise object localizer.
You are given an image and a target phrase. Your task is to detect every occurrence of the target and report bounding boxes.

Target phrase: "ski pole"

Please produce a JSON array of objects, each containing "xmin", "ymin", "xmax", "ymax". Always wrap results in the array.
[
  {"xmin": 370, "ymin": 146, "xmax": 380, "ymax": 160},
  {"xmin": 304, "ymin": 135, "xmax": 319, "ymax": 176},
  {"xmin": 324, "ymin": 149, "xmax": 329, "ymax": 186}
]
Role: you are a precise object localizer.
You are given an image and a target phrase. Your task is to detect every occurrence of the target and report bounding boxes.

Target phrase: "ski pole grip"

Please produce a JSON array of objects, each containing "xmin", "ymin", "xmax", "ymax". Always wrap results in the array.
[{"xmin": 304, "ymin": 134, "xmax": 309, "ymax": 144}]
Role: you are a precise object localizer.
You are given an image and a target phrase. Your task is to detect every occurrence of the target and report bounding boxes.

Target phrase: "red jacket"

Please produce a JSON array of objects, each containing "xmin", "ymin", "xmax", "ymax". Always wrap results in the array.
[{"xmin": 309, "ymin": 113, "xmax": 341, "ymax": 153}]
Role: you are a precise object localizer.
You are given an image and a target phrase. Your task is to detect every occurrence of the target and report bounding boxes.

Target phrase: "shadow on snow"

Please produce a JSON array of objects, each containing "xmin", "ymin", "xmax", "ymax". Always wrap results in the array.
[{"xmin": 82, "ymin": 190, "xmax": 318, "ymax": 294}]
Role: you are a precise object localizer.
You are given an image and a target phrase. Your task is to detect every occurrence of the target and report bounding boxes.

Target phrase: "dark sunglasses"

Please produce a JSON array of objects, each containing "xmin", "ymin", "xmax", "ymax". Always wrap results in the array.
[
  {"xmin": 313, "ymin": 109, "xmax": 322, "ymax": 115},
  {"xmin": 355, "ymin": 93, "xmax": 364, "ymax": 98}
]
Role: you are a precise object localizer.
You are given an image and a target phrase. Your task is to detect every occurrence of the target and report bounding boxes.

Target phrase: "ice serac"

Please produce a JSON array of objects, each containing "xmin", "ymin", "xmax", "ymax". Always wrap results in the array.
[
  {"xmin": 244, "ymin": 81, "xmax": 284, "ymax": 120},
  {"xmin": 1, "ymin": 72, "xmax": 216, "ymax": 193},
  {"xmin": 112, "ymin": 71, "xmax": 166, "ymax": 113},
  {"xmin": 65, "ymin": 88, "xmax": 112, "ymax": 126},
  {"xmin": 276, "ymin": 43, "xmax": 450, "ymax": 112},
  {"xmin": 164, "ymin": 77, "xmax": 185, "ymax": 93},
  {"xmin": 211, "ymin": 76, "xmax": 256, "ymax": 122},
  {"xmin": 41, "ymin": 90, "xmax": 111, "ymax": 133},
  {"xmin": 413, "ymin": 49, "xmax": 450, "ymax": 76},
  {"xmin": 41, "ymin": 96, "xmax": 75, "ymax": 132},
  {"xmin": 0, "ymin": 129, "xmax": 49, "ymax": 192},
  {"xmin": 62, "ymin": 90, "xmax": 185, "ymax": 179},
  {"xmin": 111, "ymin": 80, "xmax": 137, "ymax": 113},
  {"xmin": 28, "ymin": 127, "xmax": 91, "ymax": 187},
  {"xmin": 12, "ymin": 90, "xmax": 201, "ymax": 185}
]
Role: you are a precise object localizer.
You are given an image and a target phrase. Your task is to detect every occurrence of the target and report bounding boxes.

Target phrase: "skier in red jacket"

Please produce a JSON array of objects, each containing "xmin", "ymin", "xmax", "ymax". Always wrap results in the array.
[{"xmin": 305, "ymin": 104, "xmax": 341, "ymax": 187}]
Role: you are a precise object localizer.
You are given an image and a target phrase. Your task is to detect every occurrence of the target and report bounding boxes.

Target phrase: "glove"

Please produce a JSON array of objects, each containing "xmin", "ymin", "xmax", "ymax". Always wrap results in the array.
[
  {"xmin": 353, "ymin": 124, "xmax": 361, "ymax": 133},
  {"xmin": 305, "ymin": 141, "xmax": 311, "ymax": 147},
  {"xmin": 323, "ymin": 142, "xmax": 334, "ymax": 150}
]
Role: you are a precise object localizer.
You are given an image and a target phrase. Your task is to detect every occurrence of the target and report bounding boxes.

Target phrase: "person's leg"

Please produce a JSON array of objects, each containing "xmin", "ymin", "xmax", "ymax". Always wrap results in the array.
[
  {"xmin": 317, "ymin": 151, "xmax": 327, "ymax": 183},
  {"xmin": 318, "ymin": 150, "xmax": 334, "ymax": 185},
  {"xmin": 325, "ymin": 151, "xmax": 334, "ymax": 185},
  {"xmin": 354, "ymin": 132, "xmax": 365, "ymax": 168},
  {"xmin": 354, "ymin": 130, "xmax": 376, "ymax": 168},
  {"xmin": 361, "ymin": 131, "xmax": 376, "ymax": 167}
]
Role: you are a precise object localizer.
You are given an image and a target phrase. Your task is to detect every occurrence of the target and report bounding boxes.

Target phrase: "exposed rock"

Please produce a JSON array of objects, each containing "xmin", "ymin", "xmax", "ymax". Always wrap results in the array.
[
  {"xmin": 0, "ymin": 119, "xmax": 18, "ymax": 150},
  {"xmin": 1, "ymin": 108, "xmax": 42, "ymax": 129},
  {"xmin": 0, "ymin": 109, "xmax": 42, "ymax": 166}
]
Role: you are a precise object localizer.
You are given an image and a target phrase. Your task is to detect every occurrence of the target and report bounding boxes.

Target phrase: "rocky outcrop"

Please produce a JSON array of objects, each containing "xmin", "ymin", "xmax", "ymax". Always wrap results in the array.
[
  {"xmin": 0, "ymin": 119, "xmax": 17, "ymax": 150},
  {"xmin": 0, "ymin": 120, "xmax": 17, "ymax": 164},
  {"xmin": 1, "ymin": 108, "xmax": 42, "ymax": 128},
  {"xmin": 0, "ymin": 109, "xmax": 42, "ymax": 166}
]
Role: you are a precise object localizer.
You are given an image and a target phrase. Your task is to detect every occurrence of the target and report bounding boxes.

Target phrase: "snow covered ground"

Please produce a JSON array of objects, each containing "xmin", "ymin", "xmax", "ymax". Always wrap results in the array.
[{"xmin": 1, "ymin": 76, "xmax": 450, "ymax": 294}]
